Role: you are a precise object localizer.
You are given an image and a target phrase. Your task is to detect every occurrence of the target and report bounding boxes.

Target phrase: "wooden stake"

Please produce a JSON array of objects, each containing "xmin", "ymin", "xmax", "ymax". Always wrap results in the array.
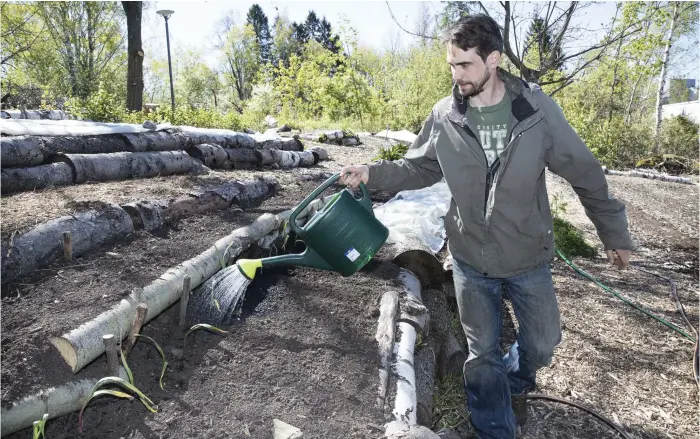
[
  {"xmin": 123, "ymin": 303, "xmax": 148, "ymax": 356},
  {"xmin": 62, "ymin": 231, "xmax": 72, "ymax": 262},
  {"xmin": 179, "ymin": 275, "xmax": 191, "ymax": 329},
  {"xmin": 102, "ymin": 334, "xmax": 119, "ymax": 377}
]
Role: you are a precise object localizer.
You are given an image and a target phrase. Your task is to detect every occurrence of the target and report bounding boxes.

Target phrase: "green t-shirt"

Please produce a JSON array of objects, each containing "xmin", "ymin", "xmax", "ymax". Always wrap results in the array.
[{"xmin": 467, "ymin": 93, "xmax": 512, "ymax": 166}]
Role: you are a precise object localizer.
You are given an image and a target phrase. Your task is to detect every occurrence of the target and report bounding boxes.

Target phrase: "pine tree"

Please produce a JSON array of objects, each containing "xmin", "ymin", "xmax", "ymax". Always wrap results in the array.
[
  {"xmin": 246, "ymin": 4, "xmax": 272, "ymax": 65},
  {"xmin": 523, "ymin": 17, "xmax": 564, "ymax": 71}
]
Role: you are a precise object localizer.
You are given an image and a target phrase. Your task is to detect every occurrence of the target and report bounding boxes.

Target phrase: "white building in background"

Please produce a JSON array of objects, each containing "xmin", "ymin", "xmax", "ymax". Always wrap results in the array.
[{"xmin": 662, "ymin": 100, "xmax": 700, "ymax": 123}]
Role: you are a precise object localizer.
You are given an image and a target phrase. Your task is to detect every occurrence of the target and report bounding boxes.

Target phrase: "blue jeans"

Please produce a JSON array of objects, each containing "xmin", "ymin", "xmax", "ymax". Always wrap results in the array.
[{"xmin": 452, "ymin": 258, "xmax": 561, "ymax": 439}]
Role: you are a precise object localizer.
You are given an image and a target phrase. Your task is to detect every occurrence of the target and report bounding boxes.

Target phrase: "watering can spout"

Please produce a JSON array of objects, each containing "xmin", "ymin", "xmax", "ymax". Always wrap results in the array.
[{"xmin": 236, "ymin": 248, "xmax": 333, "ymax": 280}]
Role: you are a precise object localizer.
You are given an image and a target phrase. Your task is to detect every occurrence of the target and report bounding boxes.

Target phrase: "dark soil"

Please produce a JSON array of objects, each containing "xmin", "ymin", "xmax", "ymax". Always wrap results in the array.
[{"xmin": 1, "ymin": 137, "xmax": 400, "ymax": 439}]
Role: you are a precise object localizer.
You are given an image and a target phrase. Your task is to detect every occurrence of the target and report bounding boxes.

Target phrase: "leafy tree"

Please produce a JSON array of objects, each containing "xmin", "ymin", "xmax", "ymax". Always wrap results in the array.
[
  {"xmin": 37, "ymin": 2, "xmax": 125, "ymax": 98},
  {"xmin": 218, "ymin": 20, "xmax": 260, "ymax": 111},
  {"xmin": 669, "ymin": 78, "xmax": 691, "ymax": 103},
  {"xmin": 246, "ymin": 4, "xmax": 272, "ymax": 65}
]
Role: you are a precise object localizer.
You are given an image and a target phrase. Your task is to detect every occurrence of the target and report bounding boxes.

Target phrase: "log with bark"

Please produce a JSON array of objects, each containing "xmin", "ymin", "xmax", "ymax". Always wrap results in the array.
[
  {"xmin": 1, "ymin": 162, "xmax": 74, "ymax": 194},
  {"xmin": 0, "ymin": 368, "xmax": 129, "ymax": 436},
  {"xmin": 186, "ymin": 143, "xmax": 229, "ymax": 168},
  {"xmin": 0, "ymin": 136, "xmax": 45, "ymax": 167},
  {"xmin": 122, "ymin": 131, "xmax": 186, "ymax": 152},
  {"xmin": 224, "ymin": 147, "xmax": 258, "ymax": 168},
  {"xmin": 603, "ymin": 167, "xmax": 696, "ymax": 185},
  {"xmin": 50, "ymin": 213, "xmax": 282, "ymax": 372},
  {"xmin": 1, "ymin": 205, "xmax": 134, "ymax": 285},
  {"xmin": 388, "ymin": 236, "xmax": 444, "ymax": 290},
  {"xmin": 57, "ymin": 151, "xmax": 207, "ymax": 184}
]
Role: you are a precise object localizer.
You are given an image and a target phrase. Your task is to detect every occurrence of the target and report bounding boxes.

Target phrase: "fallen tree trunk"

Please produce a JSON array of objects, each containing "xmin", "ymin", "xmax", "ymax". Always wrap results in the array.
[
  {"xmin": 1, "ymin": 205, "xmax": 134, "ymax": 284},
  {"xmin": 122, "ymin": 131, "xmax": 185, "ymax": 152},
  {"xmin": 224, "ymin": 147, "xmax": 258, "ymax": 168},
  {"xmin": 603, "ymin": 167, "xmax": 696, "ymax": 185},
  {"xmin": 376, "ymin": 291, "xmax": 399, "ymax": 410},
  {"xmin": 1, "ymin": 162, "xmax": 74, "ymax": 194},
  {"xmin": 0, "ymin": 368, "xmax": 128, "ymax": 436},
  {"xmin": 0, "ymin": 136, "xmax": 45, "ymax": 167},
  {"xmin": 40, "ymin": 134, "xmax": 131, "ymax": 155},
  {"xmin": 255, "ymin": 137, "xmax": 303, "ymax": 152},
  {"xmin": 58, "ymin": 151, "xmax": 206, "ymax": 184},
  {"xmin": 389, "ymin": 236, "xmax": 444, "ymax": 290},
  {"xmin": 255, "ymin": 149, "xmax": 318, "ymax": 168},
  {"xmin": 50, "ymin": 213, "xmax": 282, "ymax": 372},
  {"xmin": 186, "ymin": 143, "xmax": 228, "ymax": 168}
]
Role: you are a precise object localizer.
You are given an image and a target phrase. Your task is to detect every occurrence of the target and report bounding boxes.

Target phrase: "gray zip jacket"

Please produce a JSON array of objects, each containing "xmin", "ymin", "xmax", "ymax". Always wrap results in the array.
[{"xmin": 367, "ymin": 69, "xmax": 633, "ymax": 278}]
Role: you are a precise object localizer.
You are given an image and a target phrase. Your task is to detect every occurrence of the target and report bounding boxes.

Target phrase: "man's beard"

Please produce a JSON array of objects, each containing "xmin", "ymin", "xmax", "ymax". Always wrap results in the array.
[{"xmin": 457, "ymin": 67, "xmax": 491, "ymax": 98}]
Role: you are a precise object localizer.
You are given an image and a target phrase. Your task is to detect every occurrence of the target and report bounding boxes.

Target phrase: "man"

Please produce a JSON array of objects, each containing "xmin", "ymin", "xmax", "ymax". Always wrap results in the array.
[{"xmin": 340, "ymin": 14, "xmax": 633, "ymax": 439}]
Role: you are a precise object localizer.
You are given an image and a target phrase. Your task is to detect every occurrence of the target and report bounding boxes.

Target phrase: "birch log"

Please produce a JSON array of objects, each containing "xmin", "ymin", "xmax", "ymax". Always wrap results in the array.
[
  {"xmin": 224, "ymin": 147, "xmax": 258, "ymax": 168},
  {"xmin": 0, "ymin": 136, "xmax": 45, "ymax": 167},
  {"xmin": 376, "ymin": 291, "xmax": 399, "ymax": 410},
  {"xmin": 0, "ymin": 368, "xmax": 129, "ymax": 436},
  {"xmin": 1, "ymin": 205, "xmax": 134, "ymax": 285},
  {"xmin": 186, "ymin": 143, "xmax": 229, "ymax": 168},
  {"xmin": 40, "ymin": 135, "xmax": 131, "ymax": 155},
  {"xmin": 58, "ymin": 151, "xmax": 206, "ymax": 184},
  {"xmin": 1, "ymin": 162, "xmax": 74, "ymax": 194},
  {"xmin": 50, "ymin": 213, "xmax": 282, "ymax": 372}
]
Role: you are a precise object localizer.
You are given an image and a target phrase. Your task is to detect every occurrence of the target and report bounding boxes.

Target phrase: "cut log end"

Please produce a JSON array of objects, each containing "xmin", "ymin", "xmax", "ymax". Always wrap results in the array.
[{"xmin": 49, "ymin": 336, "xmax": 78, "ymax": 372}]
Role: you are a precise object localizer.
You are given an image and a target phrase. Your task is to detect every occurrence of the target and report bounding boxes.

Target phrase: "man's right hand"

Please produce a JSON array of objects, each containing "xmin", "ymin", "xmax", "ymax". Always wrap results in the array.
[{"xmin": 339, "ymin": 165, "xmax": 369, "ymax": 189}]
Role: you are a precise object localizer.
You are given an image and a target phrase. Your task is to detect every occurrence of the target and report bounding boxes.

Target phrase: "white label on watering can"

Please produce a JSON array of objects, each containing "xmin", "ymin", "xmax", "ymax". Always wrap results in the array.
[{"xmin": 345, "ymin": 248, "xmax": 361, "ymax": 262}]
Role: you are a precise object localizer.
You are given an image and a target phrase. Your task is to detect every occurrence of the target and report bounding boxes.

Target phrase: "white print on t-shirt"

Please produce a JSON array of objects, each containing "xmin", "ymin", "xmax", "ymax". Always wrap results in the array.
[{"xmin": 478, "ymin": 124, "xmax": 507, "ymax": 165}]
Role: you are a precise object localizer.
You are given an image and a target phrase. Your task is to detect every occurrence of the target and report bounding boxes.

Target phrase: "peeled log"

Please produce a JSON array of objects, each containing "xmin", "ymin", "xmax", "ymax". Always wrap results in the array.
[
  {"xmin": 1, "ymin": 162, "xmax": 73, "ymax": 194},
  {"xmin": 0, "ymin": 368, "xmax": 128, "ymax": 436},
  {"xmin": 1, "ymin": 205, "xmax": 134, "ymax": 284},
  {"xmin": 376, "ymin": 291, "xmax": 399, "ymax": 409},
  {"xmin": 186, "ymin": 143, "xmax": 228, "ymax": 168},
  {"xmin": 50, "ymin": 213, "xmax": 281, "ymax": 372},
  {"xmin": 1, "ymin": 136, "xmax": 45, "ymax": 167}
]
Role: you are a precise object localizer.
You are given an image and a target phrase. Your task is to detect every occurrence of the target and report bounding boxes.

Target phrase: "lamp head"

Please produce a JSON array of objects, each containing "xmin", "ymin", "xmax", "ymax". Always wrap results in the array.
[{"xmin": 156, "ymin": 10, "xmax": 174, "ymax": 19}]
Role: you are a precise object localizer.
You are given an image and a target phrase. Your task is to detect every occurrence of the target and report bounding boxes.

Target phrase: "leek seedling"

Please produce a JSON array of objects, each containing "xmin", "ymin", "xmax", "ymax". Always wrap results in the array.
[
  {"xmin": 32, "ymin": 413, "xmax": 48, "ymax": 439},
  {"xmin": 120, "ymin": 348, "xmax": 134, "ymax": 385},
  {"xmin": 184, "ymin": 323, "xmax": 229, "ymax": 349},
  {"xmin": 78, "ymin": 377, "xmax": 155, "ymax": 432},
  {"xmin": 134, "ymin": 334, "xmax": 168, "ymax": 390}
]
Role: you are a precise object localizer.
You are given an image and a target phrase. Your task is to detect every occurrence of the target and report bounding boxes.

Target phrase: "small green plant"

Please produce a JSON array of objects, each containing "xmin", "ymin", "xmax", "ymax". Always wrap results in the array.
[
  {"xmin": 184, "ymin": 323, "xmax": 229, "ymax": 349},
  {"xmin": 374, "ymin": 144, "xmax": 408, "ymax": 161},
  {"xmin": 78, "ymin": 377, "xmax": 156, "ymax": 432},
  {"xmin": 134, "ymin": 335, "xmax": 168, "ymax": 390},
  {"xmin": 432, "ymin": 373, "xmax": 470, "ymax": 430},
  {"xmin": 553, "ymin": 217, "xmax": 596, "ymax": 258},
  {"xmin": 32, "ymin": 413, "xmax": 48, "ymax": 439},
  {"xmin": 120, "ymin": 348, "xmax": 134, "ymax": 385}
]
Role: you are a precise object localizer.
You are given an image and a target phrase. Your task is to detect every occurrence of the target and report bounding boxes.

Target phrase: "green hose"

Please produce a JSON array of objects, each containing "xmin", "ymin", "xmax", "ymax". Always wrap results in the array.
[{"xmin": 555, "ymin": 248, "xmax": 696, "ymax": 343}]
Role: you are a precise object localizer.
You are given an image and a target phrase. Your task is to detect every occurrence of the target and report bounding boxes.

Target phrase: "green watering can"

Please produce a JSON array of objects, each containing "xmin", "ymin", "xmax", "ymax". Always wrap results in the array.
[{"xmin": 236, "ymin": 173, "xmax": 390, "ymax": 280}]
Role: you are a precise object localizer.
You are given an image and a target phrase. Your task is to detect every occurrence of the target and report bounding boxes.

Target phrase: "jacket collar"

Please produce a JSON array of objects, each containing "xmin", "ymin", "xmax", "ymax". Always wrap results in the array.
[{"xmin": 448, "ymin": 68, "xmax": 539, "ymax": 125}]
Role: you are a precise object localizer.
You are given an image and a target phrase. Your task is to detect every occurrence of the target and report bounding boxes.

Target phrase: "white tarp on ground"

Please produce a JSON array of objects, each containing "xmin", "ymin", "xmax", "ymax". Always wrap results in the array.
[
  {"xmin": 373, "ymin": 129, "xmax": 418, "ymax": 145},
  {"xmin": 374, "ymin": 179, "xmax": 452, "ymax": 254},
  {"xmin": 0, "ymin": 119, "xmax": 172, "ymax": 136}
]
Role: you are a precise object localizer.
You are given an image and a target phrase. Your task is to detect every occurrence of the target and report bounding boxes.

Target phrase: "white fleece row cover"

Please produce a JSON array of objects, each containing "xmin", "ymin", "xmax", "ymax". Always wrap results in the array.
[
  {"xmin": 374, "ymin": 179, "xmax": 452, "ymax": 254},
  {"xmin": 0, "ymin": 119, "xmax": 172, "ymax": 136}
]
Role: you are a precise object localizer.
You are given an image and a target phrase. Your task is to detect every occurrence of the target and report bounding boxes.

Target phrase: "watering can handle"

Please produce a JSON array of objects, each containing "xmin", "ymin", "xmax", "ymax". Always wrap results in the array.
[{"xmin": 288, "ymin": 173, "xmax": 372, "ymax": 236}]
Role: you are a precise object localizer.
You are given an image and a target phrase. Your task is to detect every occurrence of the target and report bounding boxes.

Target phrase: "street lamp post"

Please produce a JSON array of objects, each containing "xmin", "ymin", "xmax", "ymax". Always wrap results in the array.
[{"xmin": 157, "ymin": 9, "xmax": 175, "ymax": 115}]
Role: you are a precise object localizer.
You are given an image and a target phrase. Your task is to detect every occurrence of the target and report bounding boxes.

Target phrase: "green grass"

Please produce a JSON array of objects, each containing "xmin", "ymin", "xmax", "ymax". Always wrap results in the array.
[
  {"xmin": 552, "ymin": 217, "xmax": 596, "ymax": 258},
  {"xmin": 432, "ymin": 373, "xmax": 470, "ymax": 430},
  {"xmin": 373, "ymin": 144, "xmax": 408, "ymax": 161}
]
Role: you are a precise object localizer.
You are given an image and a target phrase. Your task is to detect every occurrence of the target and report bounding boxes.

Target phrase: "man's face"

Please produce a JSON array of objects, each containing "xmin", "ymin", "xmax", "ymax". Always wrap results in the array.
[{"xmin": 447, "ymin": 45, "xmax": 493, "ymax": 98}]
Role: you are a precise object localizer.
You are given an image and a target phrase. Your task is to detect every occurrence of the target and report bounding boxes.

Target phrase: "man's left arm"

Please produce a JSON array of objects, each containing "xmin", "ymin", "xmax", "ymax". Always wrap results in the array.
[{"xmin": 540, "ymin": 93, "xmax": 633, "ymax": 267}]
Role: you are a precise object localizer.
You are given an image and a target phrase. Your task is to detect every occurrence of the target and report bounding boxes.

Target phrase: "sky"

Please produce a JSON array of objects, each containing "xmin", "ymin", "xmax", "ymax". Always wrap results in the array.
[{"xmin": 141, "ymin": 0, "xmax": 698, "ymax": 80}]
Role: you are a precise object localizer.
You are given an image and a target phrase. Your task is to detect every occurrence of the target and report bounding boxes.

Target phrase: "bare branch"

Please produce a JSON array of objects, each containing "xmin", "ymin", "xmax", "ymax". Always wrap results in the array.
[{"xmin": 385, "ymin": 1, "xmax": 438, "ymax": 41}]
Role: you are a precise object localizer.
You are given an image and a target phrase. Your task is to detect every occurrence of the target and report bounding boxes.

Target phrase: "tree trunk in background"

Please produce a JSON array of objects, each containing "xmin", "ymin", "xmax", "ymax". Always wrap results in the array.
[
  {"xmin": 122, "ymin": 1, "xmax": 143, "ymax": 111},
  {"xmin": 653, "ymin": 2, "xmax": 678, "ymax": 154}
]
